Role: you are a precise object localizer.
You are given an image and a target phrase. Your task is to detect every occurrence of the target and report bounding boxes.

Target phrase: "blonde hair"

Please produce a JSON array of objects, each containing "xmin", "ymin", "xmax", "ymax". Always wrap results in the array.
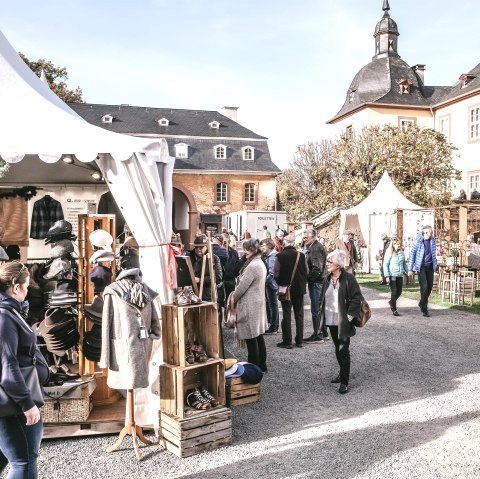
[{"xmin": 0, "ymin": 262, "xmax": 29, "ymax": 292}]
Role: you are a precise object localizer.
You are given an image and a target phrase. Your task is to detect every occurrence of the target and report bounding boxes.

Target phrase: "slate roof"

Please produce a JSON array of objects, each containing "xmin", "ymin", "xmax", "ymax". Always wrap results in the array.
[
  {"xmin": 69, "ymin": 103, "xmax": 280, "ymax": 174},
  {"xmin": 433, "ymin": 63, "xmax": 480, "ymax": 106}
]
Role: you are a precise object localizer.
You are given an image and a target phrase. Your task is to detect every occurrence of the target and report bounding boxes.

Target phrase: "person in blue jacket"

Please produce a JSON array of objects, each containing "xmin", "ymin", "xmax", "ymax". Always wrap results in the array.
[
  {"xmin": 383, "ymin": 239, "xmax": 408, "ymax": 316},
  {"xmin": 408, "ymin": 226, "xmax": 438, "ymax": 317}
]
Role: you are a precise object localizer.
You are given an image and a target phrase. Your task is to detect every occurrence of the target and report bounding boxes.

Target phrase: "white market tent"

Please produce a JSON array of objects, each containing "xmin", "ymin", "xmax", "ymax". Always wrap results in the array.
[
  {"xmin": 0, "ymin": 30, "xmax": 175, "ymax": 425},
  {"xmin": 340, "ymin": 171, "xmax": 432, "ymax": 272}
]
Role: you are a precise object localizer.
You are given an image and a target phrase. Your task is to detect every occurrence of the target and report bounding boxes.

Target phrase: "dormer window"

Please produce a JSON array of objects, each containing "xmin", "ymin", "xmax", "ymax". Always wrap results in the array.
[
  {"xmin": 158, "ymin": 118, "xmax": 169, "ymax": 126},
  {"xmin": 209, "ymin": 121, "xmax": 220, "ymax": 129},
  {"xmin": 460, "ymin": 74, "xmax": 476, "ymax": 88},
  {"xmin": 102, "ymin": 114, "xmax": 113, "ymax": 123},
  {"xmin": 214, "ymin": 145, "xmax": 226, "ymax": 159},
  {"xmin": 348, "ymin": 89, "xmax": 356, "ymax": 103},
  {"xmin": 242, "ymin": 146, "xmax": 254, "ymax": 161},
  {"xmin": 174, "ymin": 143, "xmax": 188, "ymax": 159},
  {"xmin": 400, "ymin": 80, "xmax": 413, "ymax": 95}
]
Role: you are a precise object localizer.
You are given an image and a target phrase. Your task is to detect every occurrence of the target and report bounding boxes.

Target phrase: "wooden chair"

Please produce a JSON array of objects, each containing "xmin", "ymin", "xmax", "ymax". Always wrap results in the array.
[{"xmin": 458, "ymin": 277, "xmax": 476, "ymax": 306}]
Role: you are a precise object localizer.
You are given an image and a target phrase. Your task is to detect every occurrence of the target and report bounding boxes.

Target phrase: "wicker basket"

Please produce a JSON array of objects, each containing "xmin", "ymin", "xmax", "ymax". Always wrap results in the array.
[{"xmin": 42, "ymin": 390, "xmax": 93, "ymax": 423}]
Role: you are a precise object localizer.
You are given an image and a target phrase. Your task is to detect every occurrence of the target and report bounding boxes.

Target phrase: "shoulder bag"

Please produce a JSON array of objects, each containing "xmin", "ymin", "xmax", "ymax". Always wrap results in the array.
[
  {"xmin": 0, "ymin": 308, "xmax": 45, "ymax": 417},
  {"xmin": 345, "ymin": 277, "xmax": 371, "ymax": 328},
  {"xmin": 224, "ymin": 291, "xmax": 237, "ymax": 328},
  {"xmin": 277, "ymin": 252, "xmax": 300, "ymax": 301}
]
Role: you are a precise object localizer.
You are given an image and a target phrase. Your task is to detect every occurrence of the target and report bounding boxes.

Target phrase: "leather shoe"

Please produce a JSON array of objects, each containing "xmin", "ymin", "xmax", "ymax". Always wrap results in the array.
[
  {"xmin": 264, "ymin": 328, "xmax": 278, "ymax": 335},
  {"xmin": 295, "ymin": 342, "xmax": 303, "ymax": 348},
  {"xmin": 331, "ymin": 374, "xmax": 341, "ymax": 383},
  {"xmin": 393, "ymin": 310, "xmax": 400, "ymax": 316},
  {"xmin": 276, "ymin": 342, "xmax": 293, "ymax": 349},
  {"xmin": 423, "ymin": 310, "xmax": 431, "ymax": 317},
  {"xmin": 339, "ymin": 384, "xmax": 349, "ymax": 394},
  {"xmin": 303, "ymin": 335, "xmax": 324, "ymax": 343}
]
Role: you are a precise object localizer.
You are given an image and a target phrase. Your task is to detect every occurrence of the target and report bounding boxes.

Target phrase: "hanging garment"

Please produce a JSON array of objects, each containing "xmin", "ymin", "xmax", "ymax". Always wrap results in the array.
[
  {"xmin": 0, "ymin": 196, "xmax": 28, "ymax": 246},
  {"xmin": 30, "ymin": 195, "xmax": 64, "ymax": 239}
]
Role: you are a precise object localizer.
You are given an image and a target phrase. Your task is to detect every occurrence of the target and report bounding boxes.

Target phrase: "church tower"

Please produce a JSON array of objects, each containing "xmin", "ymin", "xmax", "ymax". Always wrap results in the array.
[{"xmin": 373, "ymin": 0, "xmax": 400, "ymax": 59}]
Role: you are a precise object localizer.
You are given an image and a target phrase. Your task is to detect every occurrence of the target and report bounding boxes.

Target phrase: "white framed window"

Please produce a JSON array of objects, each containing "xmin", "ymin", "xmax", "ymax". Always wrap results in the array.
[
  {"xmin": 469, "ymin": 171, "xmax": 480, "ymax": 196},
  {"xmin": 216, "ymin": 183, "xmax": 228, "ymax": 203},
  {"xmin": 469, "ymin": 105, "xmax": 480, "ymax": 141},
  {"xmin": 244, "ymin": 183, "xmax": 256, "ymax": 203},
  {"xmin": 158, "ymin": 118, "xmax": 169, "ymax": 126},
  {"xmin": 242, "ymin": 146, "xmax": 254, "ymax": 161},
  {"xmin": 398, "ymin": 117, "xmax": 416, "ymax": 130},
  {"xmin": 209, "ymin": 121, "xmax": 220, "ymax": 129},
  {"xmin": 174, "ymin": 143, "xmax": 188, "ymax": 158},
  {"xmin": 345, "ymin": 125, "xmax": 354, "ymax": 140},
  {"xmin": 439, "ymin": 114, "xmax": 451, "ymax": 143},
  {"xmin": 214, "ymin": 145, "xmax": 226, "ymax": 159},
  {"xmin": 102, "ymin": 114, "xmax": 113, "ymax": 123}
]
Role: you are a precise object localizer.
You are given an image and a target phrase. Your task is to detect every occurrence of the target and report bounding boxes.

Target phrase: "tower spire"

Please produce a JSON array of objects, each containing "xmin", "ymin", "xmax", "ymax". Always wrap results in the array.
[
  {"xmin": 383, "ymin": 0, "xmax": 390, "ymax": 13},
  {"xmin": 373, "ymin": 0, "xmax": 400, "ymax": 59}
]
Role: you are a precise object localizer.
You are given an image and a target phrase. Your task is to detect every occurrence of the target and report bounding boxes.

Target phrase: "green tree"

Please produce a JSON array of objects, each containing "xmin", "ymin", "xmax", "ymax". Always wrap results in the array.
[
  {"xmin": 277, "ymin": 125, "xmax": 460, "ymax": 222},
  {"xmin": 20, "ymin": 53, "xmax": 84, "ymax": 103}
]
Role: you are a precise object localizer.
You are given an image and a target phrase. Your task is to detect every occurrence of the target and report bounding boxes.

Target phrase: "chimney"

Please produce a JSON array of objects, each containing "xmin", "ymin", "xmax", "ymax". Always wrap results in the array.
[
  {"xmin": 221, "ymin": 106, "xmax": 238, "ymax": 122},
  {"xmin": 412, "ymin": 64, "xmax": 426, "ymax": 85}
]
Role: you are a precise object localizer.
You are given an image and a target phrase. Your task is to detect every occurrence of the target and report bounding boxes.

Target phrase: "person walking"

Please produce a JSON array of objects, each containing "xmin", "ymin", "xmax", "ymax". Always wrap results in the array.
[
  {"xmin": 302, "ymin": 229, "xmax": 329, "ymax": 344},
  {"xmin": 211, "ymin": 234, "xmax": 228, "ymax": 321},
  {"xmin": 408, "ymin": 226, "xmax": 438, "ymax": 317},
  {"xmin": 379, "ymin": 233, "xmax": 391, "ymax": 285},
  {"xmin": 274, "ymin": 235, "xmax": 308, "ymax": 349},
  {"xmin": 319, "ymin": 250, "xmax": 362, "ymax": 394},
  {"xmin": 383, "ymin": 239, "xmax": 407, "ymax": 316},
  {"xmin": 261, "ymin": 239, "xmax": 279, "ymax": 334},
  {"xmin": 233, "ymin": 239, "xmax": 268, "ymax": 372},
  {"xmin": 336, "ymin": 231, "xmax": 359, "ymax": 274},
  {"xmin": 0, "ymin": 261, "xmax": 50, "ymax": 478}
]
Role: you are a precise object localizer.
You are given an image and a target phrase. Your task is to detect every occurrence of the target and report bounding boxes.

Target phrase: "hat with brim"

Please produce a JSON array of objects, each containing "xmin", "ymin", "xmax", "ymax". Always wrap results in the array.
[
  {"xmin": 89, "ymin": 229, "xmax": 113, "ymax": 251},
  {"xmin": 48, "ymin": 240, "xmax": 75, "ymax": 259},
  {"xmin": 123, "ymin": 236, "xmax": 139, "ymax": 249},
  {"xmin": 190, "ymin": 235, "xmax": 208, "ymax": 248},
  {"xmin": 89, "ymin": 249, "xmax": 115, "ymax": 265},
  {"xmin": 43, "ymin": 258, "xmax": 71, "ymax": 280},
  {"xmin": 225, "ymin": 358, "xmax": 237, "ymax": 370},
  {"xmin": 89, "ymin": 266, "xmax": 112, "ymax": 293},
  {"xmin": 225, "ymin": 363, "xmax": 245, "ymax": 378},
  {"xmin": 238, "ymin": 362, "xmax": 263, "ymax": 384},
  {"xmin": 84, "ymin": 296, "xmax": 103, "ymax": 319}
]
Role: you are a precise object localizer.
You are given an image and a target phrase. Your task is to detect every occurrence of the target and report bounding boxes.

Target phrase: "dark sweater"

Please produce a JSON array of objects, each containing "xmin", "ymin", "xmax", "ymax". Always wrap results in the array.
[
  {"xmin": 0, "ymin": 293, "xmax": 49, "ymax": 412},
  {"xmin": 274, "ymin": 246, "xmax": 307, "ymax": 296}
]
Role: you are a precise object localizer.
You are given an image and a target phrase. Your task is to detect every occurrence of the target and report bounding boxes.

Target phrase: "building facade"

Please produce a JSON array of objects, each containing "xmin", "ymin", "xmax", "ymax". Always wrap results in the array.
[
  {"xmin": 327, "ymin": 0, "xmax": 480, "ymax": 198},
  {"xmin": 70, "ymin": 104, "xmax": 280, "ymax": 243}
]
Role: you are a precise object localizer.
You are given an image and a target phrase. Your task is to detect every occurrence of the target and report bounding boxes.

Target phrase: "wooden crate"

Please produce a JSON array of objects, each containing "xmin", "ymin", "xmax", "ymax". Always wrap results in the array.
[
  {"xmin": 160, "ymin": 407, "xmax": 232, "ymax": 458},
  {"xmin": 161, "ymin": 303, "xmax": 220, "ymax": 367},
  {"xmin": 160, "ymin": 360, "xmax": 225, "ymax": 419},
  {"xmin": 226, "ymin": 377, "xmax": 261, "ymax": 407}
]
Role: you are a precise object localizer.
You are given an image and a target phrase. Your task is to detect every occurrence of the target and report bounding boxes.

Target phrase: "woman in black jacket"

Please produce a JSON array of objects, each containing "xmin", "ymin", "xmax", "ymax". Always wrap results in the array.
[
  {"xmin": 0, "ymin": 262, "xmax": 49, "ymax": 478},
  {"xmin": 319, "ymin": 249, "xmax": 362, "ymax": 394}
]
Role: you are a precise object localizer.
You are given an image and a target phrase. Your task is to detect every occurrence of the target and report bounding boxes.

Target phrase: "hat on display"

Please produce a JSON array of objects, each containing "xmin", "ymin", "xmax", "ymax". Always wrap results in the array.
[
  {"xmin": 89, "ymin": 265, "xmax": 112, "ymax": 294},
  {"xmin": 123, "ymin": 236, "xmax": 139, "ymax": 249},
  {"xmin": 225, "ymin": 363, "xmax": 245, "ymax": 378},
  {"xmin": 89, "ymin": 249, "xmax": 115, "ymax": 265},
  {"xmin": 225, "ymin": 358, "xmax": 238, "ymax": 370},
  {"xmin": 238, "ymin": 362, "xmax": 263, "ymax": 384},
  {"xmin": 0, "ymin": 246, "xmax": 9, "ymax": 261},
  {"xmin": 44, "ymin": 220, "xmax": 73, "ymax": 244},
  {"xmin": 89, "ymin": 229, "xmax": 113, "ymax": 251},
  {"xmin": 48, "ymin": 240, "xmax": 75, "ymax": 259},
  {"xmin": 84, "ymin": 295, "xmax": 104, "ymax": 320},
  {"xmin": 43, "ymin": 258, "xmax": 72, "ymax": 280},
  {"xmin": 190, "ymin": 235, "xmax": 208, "ymax": 248},
  {"xmin": 119, "ymin": 253, "xmax": 140, "ymax": 270},
  {"xmin": 83, "ymin": 325, "xmax": 102, "ymax": 361}
]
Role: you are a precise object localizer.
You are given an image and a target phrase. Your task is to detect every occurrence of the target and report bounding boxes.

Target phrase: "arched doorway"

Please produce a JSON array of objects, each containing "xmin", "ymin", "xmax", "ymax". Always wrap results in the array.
[{"xmin": 172, "ymin": 184, "xmax": 198, "ymax": 246}]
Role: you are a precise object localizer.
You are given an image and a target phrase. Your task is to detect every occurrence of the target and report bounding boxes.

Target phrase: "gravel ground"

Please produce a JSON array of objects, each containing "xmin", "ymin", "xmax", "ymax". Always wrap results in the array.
[{"xmin": 3, "ymin": 286, "xmax": 480, "ymax": 479}]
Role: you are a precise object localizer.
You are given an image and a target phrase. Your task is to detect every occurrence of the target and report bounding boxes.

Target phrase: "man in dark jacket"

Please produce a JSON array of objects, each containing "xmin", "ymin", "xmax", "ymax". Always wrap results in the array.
[
  {"xmin": 302, "ymin": 229, "xmax": 329, "ymax": 343},
  {"xmin": 274, "ymin": 235, "xmax": 308, "ymax": 349},
  {"xmin": 212, "ymin": 235, "xmax": 228, "ymax": 320}
]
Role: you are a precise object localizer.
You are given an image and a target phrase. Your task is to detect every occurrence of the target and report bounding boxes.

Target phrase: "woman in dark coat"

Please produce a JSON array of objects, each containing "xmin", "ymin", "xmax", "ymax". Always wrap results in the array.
[
  {"xmin": 0, "ymin": 262, "xmax": 49, "ymax": 478},
  {"xmin": 319, "ymin": 249, "xmax": 362, "ymax": 394}
]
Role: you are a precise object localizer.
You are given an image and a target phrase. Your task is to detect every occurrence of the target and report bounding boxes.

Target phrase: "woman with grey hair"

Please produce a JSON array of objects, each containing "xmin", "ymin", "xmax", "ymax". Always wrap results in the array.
[
  {"xmin": 233, "ymin": 239, "xmax": 268, "ymax": 371},
  {"xmin": 318, "ymin": 249, "xmax": 362, "ymax": 394}
]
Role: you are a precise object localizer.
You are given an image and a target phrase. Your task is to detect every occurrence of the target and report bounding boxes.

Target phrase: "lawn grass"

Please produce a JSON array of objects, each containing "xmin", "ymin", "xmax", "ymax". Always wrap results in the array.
[{"xmin": 355, "ymin": 273, "xmax": 480, "ymax": 315}]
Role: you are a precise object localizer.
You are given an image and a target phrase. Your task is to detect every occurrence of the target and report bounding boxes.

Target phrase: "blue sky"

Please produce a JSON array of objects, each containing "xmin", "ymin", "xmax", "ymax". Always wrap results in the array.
[{"xmin": 1, "ymin": 0, "xmax": 479, "ymax": 169}]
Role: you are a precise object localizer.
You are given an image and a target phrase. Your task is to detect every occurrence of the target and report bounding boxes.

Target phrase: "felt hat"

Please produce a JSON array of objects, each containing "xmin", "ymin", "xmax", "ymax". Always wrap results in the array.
[
  {"xmin": 43, "ymin": 257, "xmax": 71, "ymax": 280},
  {"xmin": 89, "ymin": 229, "xmax": 113, "ymax": 251},
  {"xmin": 190, "ymin": 235, "xmax": 207, "ymax": 248},
  {"xmin": 225, "ymin": 358, "xmax": 237, "ymax": 370},
  {"xmin": 89, "ymin": 265, "xmax": 112, "ymax": 293},
  {"xmin": 123, "ymin": 236, "xmax": 139, "ymax": 249},
  {"xmin": 84, "ymin": 295, "xmax": 104, "ymax": 319},
  {"xmin": 0, "ymin": 246, "xmax": 9, "ymax": 261},
  {"xmin": 45, "ymin": 220, "xmax": 73, "ymax": 244},
  {"xmin": 238, "ymin": 362, "xmax": 263, "ymax": 384},
  {"xmin": 225, "ymin": 363, "xmax": 245, "ymax": 378},
  {"xmin": 89, "ymin": 249, "xmax": 115, "ymax": 265},
  {"xmin": 83, "ymin": 325, "xmax": 102, "ymax": 361},
  {"xmin": 48, "ymin": 240, "xmax": 75, "ymax": 259}
]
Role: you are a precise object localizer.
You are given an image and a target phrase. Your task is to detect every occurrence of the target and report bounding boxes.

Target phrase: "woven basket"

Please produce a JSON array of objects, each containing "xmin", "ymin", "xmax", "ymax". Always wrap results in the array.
[{"xmin": 42, "ymin": 394, "xmax": 93, "ymax": 423}]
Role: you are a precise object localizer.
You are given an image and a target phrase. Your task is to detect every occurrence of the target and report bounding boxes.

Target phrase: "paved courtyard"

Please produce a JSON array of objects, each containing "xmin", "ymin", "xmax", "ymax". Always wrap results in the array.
[{"xmin": 4, "ymin": 285, "xmax": 480, "ymax": 479}]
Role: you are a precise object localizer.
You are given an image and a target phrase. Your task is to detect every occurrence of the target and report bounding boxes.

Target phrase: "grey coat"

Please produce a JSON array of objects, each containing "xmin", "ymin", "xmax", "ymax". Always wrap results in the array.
[
  {"xmin": 99, "ymin": 269, "xmax": 161, "ymax": 390},
  {"xmin": 234, "ymin": 255, "xmax": 267, "ymax": 340}
]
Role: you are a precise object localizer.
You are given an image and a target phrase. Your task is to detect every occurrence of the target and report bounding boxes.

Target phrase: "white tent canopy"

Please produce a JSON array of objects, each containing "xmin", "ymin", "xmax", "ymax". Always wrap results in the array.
[
  {"xmin": 0, "ymin": 30, "xmax": 175, "ymax": 426},
  {"xmin": 340, "ymin": 171, "xmax": 429, "ymax": 272}
]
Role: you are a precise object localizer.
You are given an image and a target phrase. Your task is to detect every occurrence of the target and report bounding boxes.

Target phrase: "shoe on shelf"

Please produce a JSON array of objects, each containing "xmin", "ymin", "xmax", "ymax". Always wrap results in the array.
[
  {"xmin": 331, "ymin": 374, "xmax": 341, "ymax": 384},
  {"xmin": 174, "ymin": 287, "xmax": 191, "ymax": 306},
  {"xmin": 192, "ymin": 342, "xmax": 208, "ymax": 362},
  {"xmin": 184, "ymin": 286, "xmax": 202, "ymax": 304},
  {"xmin": 264, "ymin": 328, "xmax": 278, "ymax": 335},
  {"xmin": 276, "ymin": 342, "xmax": 293, "ymax": 349},
  {"xmin": 199, "ymin": 385, "xmax": 218, "ymax": 407},
  {"xmin": 185, "ymin": 344, "xmax": 195, "ymax": 365},
  {"xmin": 186, "ymin": 388, "xmax": 210, "ymax": 410},
  {"xmin": 393, "ymin": 310, "xmax": 400, "ymax": 316},
  {"xmin": 339, "ymin": 384, "xmax": 349, "ymax": 394},
  {"xmin": 303, "ymin": 335, "xmax": 324, "ymax": 344}
]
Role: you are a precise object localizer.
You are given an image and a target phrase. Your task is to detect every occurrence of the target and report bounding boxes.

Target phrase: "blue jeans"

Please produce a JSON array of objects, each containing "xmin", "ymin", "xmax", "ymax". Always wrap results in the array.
[
  {"xmin": 265, "ymin": 283, "xmax": 279, "ymax": 331},
  {"xmin": 308, "ymin": 281, "xmax": 327, "ymax": 337},
  {"xmin": 0, "ymin": 414, "xmax": 43, "ymax": 479}
]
